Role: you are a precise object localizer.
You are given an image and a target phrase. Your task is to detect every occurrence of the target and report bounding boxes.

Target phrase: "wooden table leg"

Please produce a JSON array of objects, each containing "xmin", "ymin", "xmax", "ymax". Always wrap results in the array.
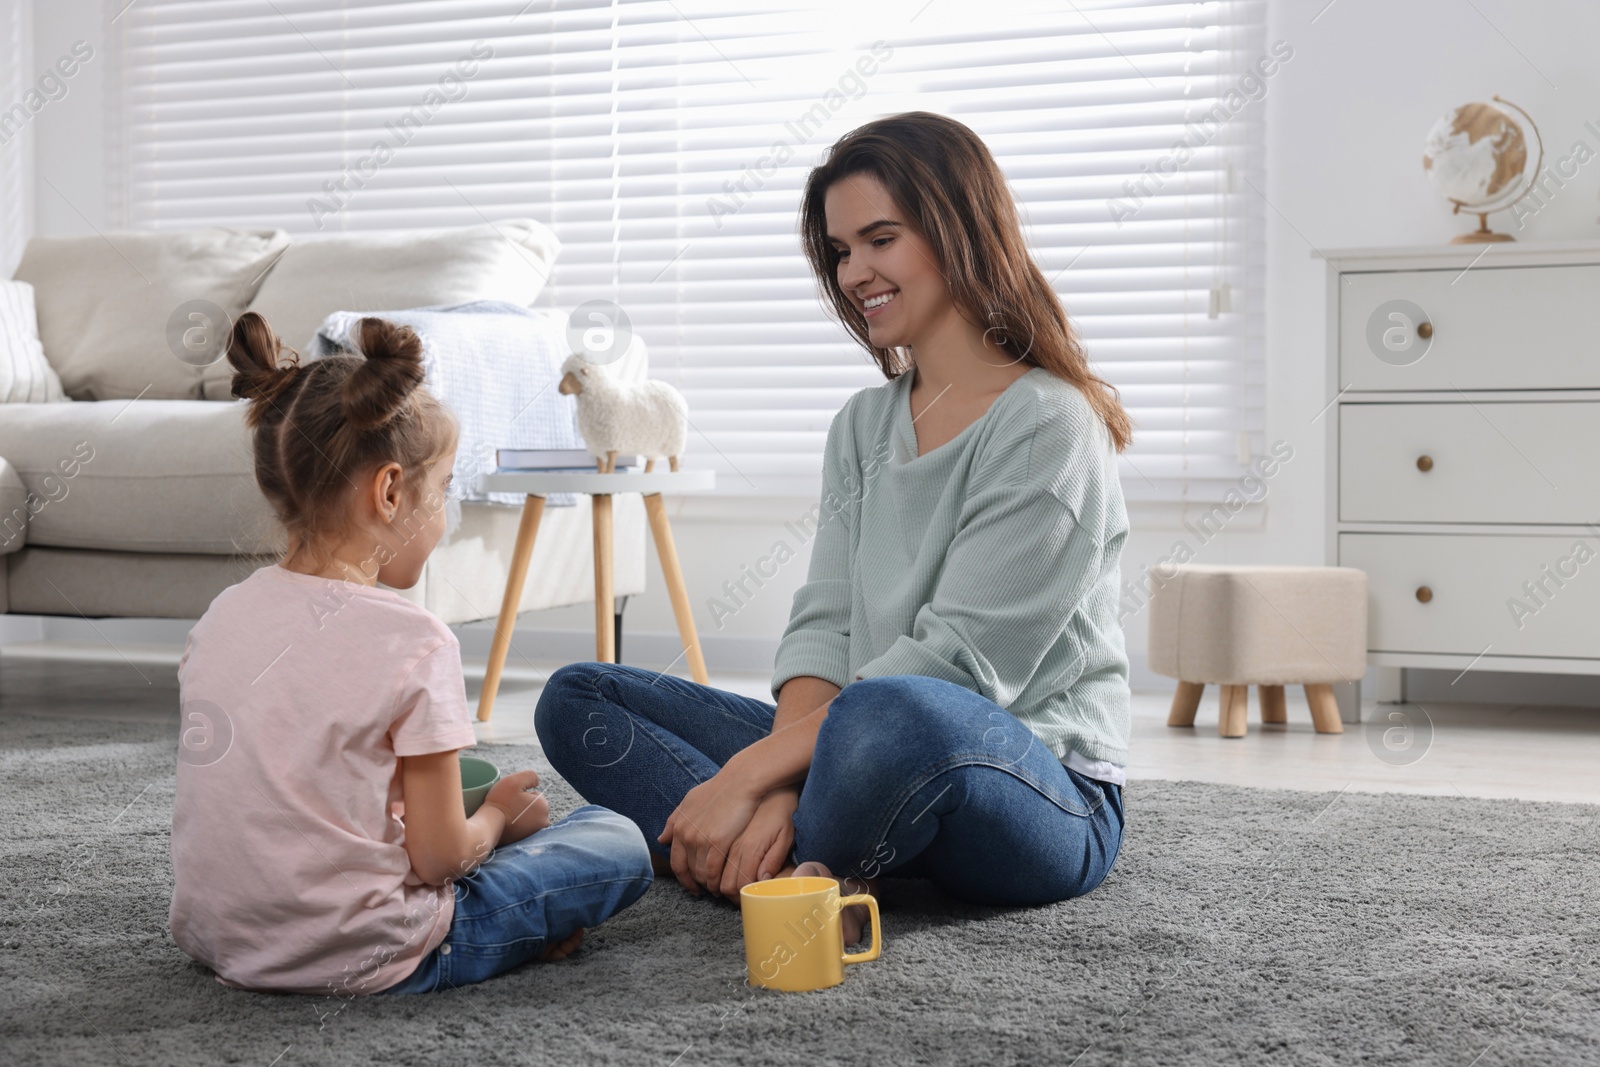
[
  {"xmin": 643, "ymin": 492, "xmax": 709, "ymax": 685},
  {"xmin": 593, "ymin": 492, "xmax": 615, "ymax": 663},
  {"xmin": 478, "ymin": 494, "xmax": 546, "ymax": 723},
  {"xmin": 1167, "ymin": 681, "xmax": 1204, "ymax": 727}
]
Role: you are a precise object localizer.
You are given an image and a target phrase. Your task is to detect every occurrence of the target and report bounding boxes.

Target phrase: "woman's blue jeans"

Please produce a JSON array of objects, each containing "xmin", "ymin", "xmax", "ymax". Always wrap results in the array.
[{"xmin": 534, "ymin": 663, "xmax": 1124, "ymax": 906}]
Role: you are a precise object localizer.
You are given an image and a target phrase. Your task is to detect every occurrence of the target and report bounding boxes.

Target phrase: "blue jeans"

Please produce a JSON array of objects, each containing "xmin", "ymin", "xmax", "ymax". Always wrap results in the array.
[
  {"xmin": 378, "ymin": 805, "xmax": 653, "ymax": 995},
  {"xmin": 534, "ymin": 663, "xmax": 1124, "ymax": 906}
]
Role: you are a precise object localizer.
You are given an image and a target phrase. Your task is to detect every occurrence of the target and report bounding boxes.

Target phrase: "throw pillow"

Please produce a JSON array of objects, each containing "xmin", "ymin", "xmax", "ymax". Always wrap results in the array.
[
  {"xmin": 12, "ymin": 227, "xmax": 290, "ymax": 401},
  {"xmin": 0, "ymin": 279, "xmax": 66, "ymax": 403},
  {"xmin": 228, "ymin": 218, "xmax": 561, "ymax": 399}
]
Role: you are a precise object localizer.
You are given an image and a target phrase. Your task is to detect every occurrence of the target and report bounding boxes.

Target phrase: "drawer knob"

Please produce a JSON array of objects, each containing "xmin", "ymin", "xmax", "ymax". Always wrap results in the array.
[
  {"xmin": 1415, "ymin": 586, "xmax": 1433, "ymax": 603},
  {"xmin": 1416, "ymin": 321, "xmax": 1433, "ymax": 339},
  {"xmin": 1416, "ymin": 454, "xmax": 1434, "ymax": 472}
]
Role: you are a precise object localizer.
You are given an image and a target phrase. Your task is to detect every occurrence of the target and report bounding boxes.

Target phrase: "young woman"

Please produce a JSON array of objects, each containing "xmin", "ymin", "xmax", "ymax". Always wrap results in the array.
[{"xmin": 535, "ymin": 111, "xmax": 1134, "ymax": 936}]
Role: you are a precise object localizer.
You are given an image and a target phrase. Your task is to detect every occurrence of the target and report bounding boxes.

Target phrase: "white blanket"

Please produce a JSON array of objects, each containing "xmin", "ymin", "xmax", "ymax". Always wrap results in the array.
[{"xmin": 308, "ymin": 301, "xmax": 584, "ymax": 507}]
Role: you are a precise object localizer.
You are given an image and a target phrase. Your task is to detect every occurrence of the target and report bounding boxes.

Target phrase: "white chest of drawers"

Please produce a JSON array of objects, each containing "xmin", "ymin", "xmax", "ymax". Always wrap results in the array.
[{"xmin": 1321, "ymin": 242, "xmax": 1600, "ymax": 705}]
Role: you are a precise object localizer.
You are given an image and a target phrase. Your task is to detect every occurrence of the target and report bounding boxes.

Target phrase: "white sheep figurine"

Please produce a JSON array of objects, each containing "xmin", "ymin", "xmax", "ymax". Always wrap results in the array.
[{"xmin": 557, "ymin": 352, "xmax": 689, "ymax": 473}]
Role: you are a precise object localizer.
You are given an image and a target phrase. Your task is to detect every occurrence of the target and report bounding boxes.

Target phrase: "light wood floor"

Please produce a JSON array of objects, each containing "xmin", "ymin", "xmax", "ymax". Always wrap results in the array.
[{"xmin": 4, "ymin": 644, "xmax": 1596, "ymax": 805}]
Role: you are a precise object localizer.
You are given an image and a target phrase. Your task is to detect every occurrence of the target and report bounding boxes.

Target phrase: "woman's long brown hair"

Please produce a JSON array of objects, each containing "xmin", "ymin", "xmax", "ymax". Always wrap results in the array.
[{"xmin": 799, "ymin": 111, "xmax": 1133, "ymax": 452}]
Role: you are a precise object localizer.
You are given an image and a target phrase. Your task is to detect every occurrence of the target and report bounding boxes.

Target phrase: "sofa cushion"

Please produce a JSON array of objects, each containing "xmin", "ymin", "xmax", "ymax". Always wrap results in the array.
[
  {"xmin": 0, "ymin": 456, "xmax": 27, "ymax": 554},
  {"xmin": 6, "ymin": 547, "xmax": 274, "ymax": 619},
  {"xmin": 0, "ymin": 399, "xmax": 283, "ymax": 555},
  {"xmin": 12, "ymin": 228, "xmax": 290, "ymax": 402},
  {"xmin": 0, "ymin": 280, "xmax": 67, "ymax": 403},
  {"xmin": 228, "ymin": 219, "xmax": 561, "ymax": 399}
]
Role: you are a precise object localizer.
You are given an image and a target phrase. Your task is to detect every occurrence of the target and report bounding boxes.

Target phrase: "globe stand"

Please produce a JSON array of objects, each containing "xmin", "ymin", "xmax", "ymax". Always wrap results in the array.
[{"xmin": 1449, "ymin": 206, "xmax": 1516, "ymax": 244}]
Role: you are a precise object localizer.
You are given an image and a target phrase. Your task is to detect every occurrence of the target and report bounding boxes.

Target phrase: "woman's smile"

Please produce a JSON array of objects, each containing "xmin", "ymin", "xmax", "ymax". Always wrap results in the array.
[{"xmin": 862, "ymin": 288, "xmax": 899, "ymax": 319}]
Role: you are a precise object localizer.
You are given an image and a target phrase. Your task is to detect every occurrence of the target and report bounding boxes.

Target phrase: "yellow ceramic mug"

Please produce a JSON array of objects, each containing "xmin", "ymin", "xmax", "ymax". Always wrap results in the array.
[{"xmin": 739, "ymin": 875, "xmax": 882, "ymax": 992}]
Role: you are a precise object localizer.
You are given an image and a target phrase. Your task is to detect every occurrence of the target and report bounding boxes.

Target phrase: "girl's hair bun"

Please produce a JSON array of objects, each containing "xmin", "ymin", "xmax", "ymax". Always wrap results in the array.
[
  {"xmin": 343, "ymin": 317, "xmax": 426, "ymax": 432},
  {"xmin": 227, "ymin": 311, "xmax": 303, "ymax": 428}
]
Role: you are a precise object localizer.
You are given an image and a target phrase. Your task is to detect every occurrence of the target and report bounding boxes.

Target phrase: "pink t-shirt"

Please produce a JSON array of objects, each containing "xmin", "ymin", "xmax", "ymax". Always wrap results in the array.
[{"xmin": 170, "ymin": 563, "xmax": 478, "ymax": 996}]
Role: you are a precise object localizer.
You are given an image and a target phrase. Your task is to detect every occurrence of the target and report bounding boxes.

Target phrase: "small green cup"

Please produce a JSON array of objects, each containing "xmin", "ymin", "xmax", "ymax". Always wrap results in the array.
[{"xmin": 459, "ymin": 755, "xmax": 501, "ymax": 817}]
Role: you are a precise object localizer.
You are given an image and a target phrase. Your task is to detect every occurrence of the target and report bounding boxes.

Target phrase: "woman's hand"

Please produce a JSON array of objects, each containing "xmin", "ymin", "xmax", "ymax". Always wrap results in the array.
[
  {"xmin": 718, "ymin": 785, "xmax": 800, "ymax": 898},
  {"xmin": 485, "ymin": 770, "xmax": 550, "ymax": 847},
  {"xmin": 659, "ymin": 770, "xmax": 764, "ymax": 897}
]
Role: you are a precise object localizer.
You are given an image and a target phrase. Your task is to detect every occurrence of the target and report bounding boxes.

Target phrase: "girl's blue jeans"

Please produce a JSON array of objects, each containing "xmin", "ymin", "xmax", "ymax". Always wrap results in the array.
[
  {"xmin": 533, "ymin": 663, "xmax": 1124, "ymax": 906},
  {"xmin": 378, "ymin": 805, "xmax": 653, "ymax": 995}
]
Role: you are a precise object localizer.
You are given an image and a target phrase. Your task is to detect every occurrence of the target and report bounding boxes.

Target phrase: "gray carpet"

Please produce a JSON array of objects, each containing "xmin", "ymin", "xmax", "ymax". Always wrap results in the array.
[{"xmin": 1, "ymin": 713, "xmax": 1596, "ymax": 1067}]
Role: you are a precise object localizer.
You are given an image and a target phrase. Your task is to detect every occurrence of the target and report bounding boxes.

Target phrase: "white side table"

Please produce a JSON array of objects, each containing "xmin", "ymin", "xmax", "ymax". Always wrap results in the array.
[{"xmin": 475, "ymin": 465, "xmax": 716, "ymax": 721}]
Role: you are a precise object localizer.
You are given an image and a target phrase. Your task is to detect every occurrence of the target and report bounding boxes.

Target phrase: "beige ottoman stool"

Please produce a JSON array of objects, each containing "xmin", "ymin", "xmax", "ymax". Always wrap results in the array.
[{"xmin": 1147, "ymin": 564, "xmax": 1367, "ymax": 738}]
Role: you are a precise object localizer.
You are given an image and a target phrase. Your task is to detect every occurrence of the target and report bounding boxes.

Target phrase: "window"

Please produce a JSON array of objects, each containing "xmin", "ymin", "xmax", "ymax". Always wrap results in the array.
[
  {"xmin": 0, "ymin": 0, "xmax": 34, "ymax": 277},
  {"xmin": 109, "ymin": 0, "xmax": 1267, "ymax": 522}
]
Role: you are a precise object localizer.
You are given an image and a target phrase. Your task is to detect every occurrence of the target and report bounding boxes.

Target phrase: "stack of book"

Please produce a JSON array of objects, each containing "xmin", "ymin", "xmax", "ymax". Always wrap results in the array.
[{"xmin": 495, "ymin": 448, "xmax": 645, "ymax": 473}]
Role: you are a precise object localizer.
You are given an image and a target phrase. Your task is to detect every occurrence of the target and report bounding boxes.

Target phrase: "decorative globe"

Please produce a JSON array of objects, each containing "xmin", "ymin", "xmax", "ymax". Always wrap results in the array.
[
  {"xmin": 1421, "ymin": 101, "xmax": 1531, "ymax": 208},
  {"xmin": 1420, "ymin": 97, "xmax": 1542, "ymax": 243}
]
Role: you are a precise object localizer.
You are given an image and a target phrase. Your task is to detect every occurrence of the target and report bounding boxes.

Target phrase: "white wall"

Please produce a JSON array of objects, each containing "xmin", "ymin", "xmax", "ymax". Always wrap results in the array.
[
  {"xmin": 18, "ymin": 0, "xmax": 1600, "ymax": 707},
  {"xmin": 1, "ymin": 0, "xmax": 36, "ymax": 278},
  {"xmin": 29, "ymin": 0, "xmax": 105, "ymax": 240},
  {"xmin": 1231, "ymin": 0, "xmax": 1600, "ymax": 706}
]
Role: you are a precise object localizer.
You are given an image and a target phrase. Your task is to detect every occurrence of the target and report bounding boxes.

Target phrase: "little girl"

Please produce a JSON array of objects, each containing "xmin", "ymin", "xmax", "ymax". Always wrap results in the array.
[{"xmin": 169, "ymin": 311, "xmax": 653, "ymax": 997}]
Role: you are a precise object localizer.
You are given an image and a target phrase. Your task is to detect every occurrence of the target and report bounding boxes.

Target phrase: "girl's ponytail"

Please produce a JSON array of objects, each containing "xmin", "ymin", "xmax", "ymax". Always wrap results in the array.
[
  {"xmin": 343, "ymin": 318, "xmax": 427, "ymax": 432},
  {"xmin": 227, "ymin": 312, "xmax": 303, "ymax": 429}
]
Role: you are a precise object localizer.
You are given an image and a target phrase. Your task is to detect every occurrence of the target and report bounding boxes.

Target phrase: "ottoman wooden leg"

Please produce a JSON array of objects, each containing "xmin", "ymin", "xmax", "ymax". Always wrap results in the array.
[
  {"xmin": 1303, "ymin": 684, "xmax": 1345, "ymax": 734},
  {"xmin": 1167, "ymin": 681, "xmax": 1204, "ymax": 727},
  {"xmin": 1218, "ymin": 685, "xmax": 1249, "ymax": 738},
  {"xmin": 1259, "ymin": 684, "xmax": 1287, "ymax": 724}
]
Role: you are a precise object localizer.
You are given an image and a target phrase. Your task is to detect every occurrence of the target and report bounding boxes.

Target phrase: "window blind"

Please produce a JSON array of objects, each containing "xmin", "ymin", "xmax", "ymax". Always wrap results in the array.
[
  {"xmin": 109, "ymin": 0, "xmax": 1267, "ymax": 520},
  {"xmin": 0, "ymin": 0, "xmax": 33, "ymax": 278}
]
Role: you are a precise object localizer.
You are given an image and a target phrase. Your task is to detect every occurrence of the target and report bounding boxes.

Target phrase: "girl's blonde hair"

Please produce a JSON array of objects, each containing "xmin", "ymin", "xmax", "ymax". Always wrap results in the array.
[
  {"xmin": 225, "ymin": 311, "xmax": 458, "ymax": 571},
  {"xmin": 799, "ymin": 110, "xmax": 1134, "ymax": 452}
]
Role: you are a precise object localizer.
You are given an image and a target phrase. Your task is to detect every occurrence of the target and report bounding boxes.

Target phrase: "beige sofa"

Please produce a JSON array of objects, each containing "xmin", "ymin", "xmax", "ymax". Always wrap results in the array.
[{"xmin": 0, "ymin": 220, "xmax": 645, "ymax": 625}]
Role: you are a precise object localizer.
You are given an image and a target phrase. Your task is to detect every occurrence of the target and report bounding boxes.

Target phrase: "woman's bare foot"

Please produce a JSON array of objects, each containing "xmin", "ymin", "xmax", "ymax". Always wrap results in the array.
[
  {"xmin": 538, "ymin": 928, "xmax": 585, "ymax": 961},
  {"xmin": 791, "ymin": 861, "xmax": 877, "ymax": 947}
]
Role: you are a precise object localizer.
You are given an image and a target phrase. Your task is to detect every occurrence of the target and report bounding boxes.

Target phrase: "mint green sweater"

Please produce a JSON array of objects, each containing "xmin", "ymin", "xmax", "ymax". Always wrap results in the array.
[{"xmin": 771, "ymin": 364, "xmax": 1132, "ymax": 769}]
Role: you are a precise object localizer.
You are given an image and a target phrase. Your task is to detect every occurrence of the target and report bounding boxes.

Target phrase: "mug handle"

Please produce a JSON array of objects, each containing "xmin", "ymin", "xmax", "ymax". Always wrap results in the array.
[{"xmin": 838, "ymin": 893, "xmax": 881, "ymax": 965}]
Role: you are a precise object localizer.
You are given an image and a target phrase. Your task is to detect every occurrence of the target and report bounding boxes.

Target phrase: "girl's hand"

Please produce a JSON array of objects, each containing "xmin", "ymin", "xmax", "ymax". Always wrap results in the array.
[
  {"xmin": 718, "ymin": 786, "xmax": 800, "ymax": 898},
  {"xmin": 659, "ymin": 771, "xmax": 763, "ymax": 897},
  {"xmin": 485, "ymin": 770, "xmax": 550, "ymax": 846}
]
